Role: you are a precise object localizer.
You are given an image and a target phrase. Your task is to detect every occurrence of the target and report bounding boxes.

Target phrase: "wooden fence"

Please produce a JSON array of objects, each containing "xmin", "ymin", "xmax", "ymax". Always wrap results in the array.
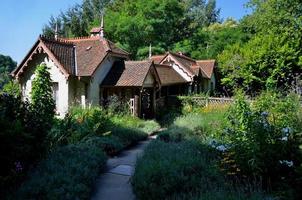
[{"xmin": 189, "ymin": 97, "xmax": 234, "ymax": 106}]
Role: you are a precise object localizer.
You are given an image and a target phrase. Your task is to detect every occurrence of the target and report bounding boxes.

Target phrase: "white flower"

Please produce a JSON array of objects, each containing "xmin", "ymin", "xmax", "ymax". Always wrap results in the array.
[
  {"xmin": 279, "ymin": 160, "xmax": 294, "ymax": 167},
  {"xmin": 281, "ymin": 136, "xmax": 288, "ymax": 141},
  {"xmin": 216, "ymin": 145, "xmax": 227, "ymax": 152}
]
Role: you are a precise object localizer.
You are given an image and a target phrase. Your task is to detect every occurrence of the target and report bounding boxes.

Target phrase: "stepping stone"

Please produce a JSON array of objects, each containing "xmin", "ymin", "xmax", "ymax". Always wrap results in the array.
[{"xmin": 109, "ymin": 165, "xmax": 133, "ymax": 176}]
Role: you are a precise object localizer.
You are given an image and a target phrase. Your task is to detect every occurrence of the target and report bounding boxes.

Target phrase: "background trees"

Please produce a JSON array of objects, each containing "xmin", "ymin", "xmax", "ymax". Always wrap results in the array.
[
  {"xmin": 218, "ymin": 0, "xmax": 302, "ymax": 94},
  {"xmin": 43, "ymin": 0, "xmax": 220, "ymax": 59},
  {"xmin": 0, "ymin": 54, "xmax": 17, "ymax": 90},
  {"xmin": 42, "ymin": 0, "xmax": 302, "ymax": 95}
]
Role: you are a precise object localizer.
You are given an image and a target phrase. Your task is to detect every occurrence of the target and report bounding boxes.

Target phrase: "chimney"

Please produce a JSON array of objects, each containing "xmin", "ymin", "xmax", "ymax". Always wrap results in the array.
[
  {"xmin": 100, "ymin": 15, "xmax": 104, "ymax": 38},
  {"xmin": 90, "ymin": 15, "xmax": 105, "ymax": 38},
  {"xmin": 149, "ymin": 44, "xmax": 152, "ymax": 59},
  {"xmin": 55, "ymin": 23, "xmax": 58, "ymax": 40}
]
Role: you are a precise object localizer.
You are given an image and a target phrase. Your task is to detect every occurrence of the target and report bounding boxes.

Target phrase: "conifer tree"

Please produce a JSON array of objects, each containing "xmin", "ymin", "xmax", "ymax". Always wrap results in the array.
[{"xmin": 31, "ymin": 63, "xmax": 55, "ymax": 130}]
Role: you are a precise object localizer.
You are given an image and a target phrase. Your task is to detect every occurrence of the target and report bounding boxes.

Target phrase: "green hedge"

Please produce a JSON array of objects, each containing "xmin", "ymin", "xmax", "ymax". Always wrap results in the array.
[{"xmin": 16, "ymin": 140, "xmax": 107, "ymax": 200}]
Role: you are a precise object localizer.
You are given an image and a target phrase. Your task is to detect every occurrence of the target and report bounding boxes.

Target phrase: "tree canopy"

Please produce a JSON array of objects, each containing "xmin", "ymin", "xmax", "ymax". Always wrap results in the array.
[
  {"xmin": 42, "ymin": 0, "xmax": 302, "ymax": 95},
  {"xmin": 43, "ymin": 0, "xmax": 220, "ymax": 59},
  {"xmin": 218, "ymin": 0, "xmax": 302, "ymax": 94},
  {"xmin": 0, "ymin": 54, "xmax": 17, "ymax": 90}
]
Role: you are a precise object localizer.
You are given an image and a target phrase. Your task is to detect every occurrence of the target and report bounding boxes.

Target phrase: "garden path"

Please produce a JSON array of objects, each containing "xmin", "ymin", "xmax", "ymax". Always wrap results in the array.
[{"xmin": 91, "ymin": 135, "xmax": 156, "ymax": 200}]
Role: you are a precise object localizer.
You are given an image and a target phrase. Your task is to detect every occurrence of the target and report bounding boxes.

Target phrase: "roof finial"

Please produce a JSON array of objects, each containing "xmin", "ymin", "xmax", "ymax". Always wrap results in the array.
[
  {"xmin": 55, "ymin": 23, "xmax": 58, "ymax": 40},
  {"xmin": 100, "ymin": 15, "xmax": 104, "ymax": 38},
  {"xmin": 149, "ymin": 44, "xmax": 152, "ymax": 59}
]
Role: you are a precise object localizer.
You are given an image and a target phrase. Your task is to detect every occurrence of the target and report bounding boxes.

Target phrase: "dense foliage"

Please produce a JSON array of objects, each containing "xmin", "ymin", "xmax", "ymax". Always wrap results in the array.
[
  {"xmin": 134, "ymin": 92, "xmax": 302, "ymax": 199},
  {"xmin": 218, "ymin": 0, "xmax": 302, "ymax": 93},
  {"xmin": 14, "ymin": 106, "xmax": 159, "ymax": 199},
  {"xmin": 43, "ymin": 0, "xmax": 302, "ymax": 94},
  {"xmin": 224, "ymin": 92, "xmax": 302, "ymax": 199},
  {"xmin": 31, "ymin": 64, "xmax": 55, "ymax": 130},
  {"xmin": 43, "ymin": 0, "xmax": 220, "ymax": 60},
  {"xmin": 43, "ymin": 0, "xmax": 111, "ymax": 38},
  {"xmin": 0, "ymin": 54, "xmax": 16, "ymax": 90},
  {"xmin": 16, "ymin": 141, "xmax": 107, "ymax": 200},
  {"xmin": 133, "ymin": 105, "xmax": 266, "ymax": 200}
]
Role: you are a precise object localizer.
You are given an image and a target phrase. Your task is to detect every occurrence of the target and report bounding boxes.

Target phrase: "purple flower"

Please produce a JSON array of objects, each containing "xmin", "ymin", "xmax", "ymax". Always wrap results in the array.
[{"xmin": 14, "ymin": 161, "xmax": 23, "ymax": 172}]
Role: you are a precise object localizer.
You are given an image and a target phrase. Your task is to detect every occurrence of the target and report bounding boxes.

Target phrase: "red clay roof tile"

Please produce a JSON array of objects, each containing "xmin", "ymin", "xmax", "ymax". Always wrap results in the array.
[{"xmin": 101, "ymin": 61, "xmax": 153, "ymax": 87}]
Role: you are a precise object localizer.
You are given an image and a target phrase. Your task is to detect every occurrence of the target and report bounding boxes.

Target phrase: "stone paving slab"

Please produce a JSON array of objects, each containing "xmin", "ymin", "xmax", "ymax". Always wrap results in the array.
[
  {"xmin": 109, "ymin": 165, "xmax": 133, "ymax": 176},
  {"xmin": 91, "ymin": 139, "xmax": 153, "ymax": 200},
  {"xmin": 91, "ymin": 173, "xmax": 134, "ymax": 200}
]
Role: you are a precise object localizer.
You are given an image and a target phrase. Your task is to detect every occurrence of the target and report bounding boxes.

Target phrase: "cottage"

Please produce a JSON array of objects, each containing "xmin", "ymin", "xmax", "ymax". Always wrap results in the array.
[
  {"xmin": 12, "ymin": 25, "xmax": 216, "ymax": 118},
  {"xmin": 151, "ymin": 52, "xmax": 216, "ymax": 94}
]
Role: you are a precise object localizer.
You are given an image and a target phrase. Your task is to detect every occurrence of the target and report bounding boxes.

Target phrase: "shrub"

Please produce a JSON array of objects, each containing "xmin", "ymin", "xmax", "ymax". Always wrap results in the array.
[
  {"xmin": 48, "ymin": 106, "xmax": 110, "ymax": 146},
  {"xmin": 2, "ymin": 80, "xmax": 21, "ymax": 97},
  {"xmin": 16, "ymin": 141, "xmax": 107, "ymax": 200},
  {"xmin": 109, "ymin": 115, "xmax": 160, "ymax": 134},
  {"xmin": 132, "ymin": 140, "xmax": 221, "ymax": 200},
  {"xmin": 0, "ymin": 94, "xmax": 45, "ymax": 196},
  {"xmin": 83, "ymin": 136, "xmax": 123, "ymax": 156},
  {"xmin": 30, "ymin": 64, "xmax": 55, "ymax": 133},
  {"xmin": 224, "ymin": 91, "xmax": 302, "ymax": 198},
  {"xmin": 158, "ymin": 110, "xmax": 226, "ymax": 142},
  {"xmin": 111, "ymin": 127, "xmax": 148, "ymax": 147},
  {"xmin": 133, "ymin": 140, "xmax": 265, "ymax": 200}
]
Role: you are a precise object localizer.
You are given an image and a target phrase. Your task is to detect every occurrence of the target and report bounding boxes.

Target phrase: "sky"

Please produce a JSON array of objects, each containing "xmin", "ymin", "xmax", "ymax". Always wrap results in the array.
[{"xmin": 0, "ymin": 0, "xmax": 250, "ymax": 64}]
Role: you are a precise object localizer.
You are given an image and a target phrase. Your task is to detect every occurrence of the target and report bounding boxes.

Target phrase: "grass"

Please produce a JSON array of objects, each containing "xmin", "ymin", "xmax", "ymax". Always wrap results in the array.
[{"xmin": 158, "ymin": 104, "xmax": 227, "ymax": 142}]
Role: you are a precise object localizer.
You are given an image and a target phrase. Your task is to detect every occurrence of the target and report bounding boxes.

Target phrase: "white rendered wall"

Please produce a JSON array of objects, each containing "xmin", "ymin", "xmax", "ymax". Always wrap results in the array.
[
  {"xmin": 88, "ymin": 56, "xmax": 118, "ymax": 105},
  {"xmin": 20, "ymin": 54, "xmax": 69, "ymax": 117}
]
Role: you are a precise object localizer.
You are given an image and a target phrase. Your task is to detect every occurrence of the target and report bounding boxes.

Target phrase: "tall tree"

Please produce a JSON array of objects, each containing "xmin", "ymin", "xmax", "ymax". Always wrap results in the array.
[
  {"xmin": 43, "ymin": 0, "xmax": 110, "ymax": 38},
  {"xmin": 105, "ymin": 0, "xmax": 186, "ymax": 59},
  {"xmin": 173, "ymin": 18, "xmax": 247, "ymax": 59},
  {"xmin": 0, "ymin": 54, "xmax": 17, "ymax": 90},
  {"xmin": 218, "ymin": 0, "xmax": 302, "ymax": 94}
]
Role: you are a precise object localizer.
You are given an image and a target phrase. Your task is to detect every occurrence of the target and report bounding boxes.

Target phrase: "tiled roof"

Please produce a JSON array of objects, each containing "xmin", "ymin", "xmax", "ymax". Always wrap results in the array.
[
  {"xmin": 196, "ymin": 60, "xmax": 216, "ymax": 79},
  {"xmin": 154, "ymin": 52, "xmax": 216, "ymax": 79},
  {"xmin": 150, "ymin": 55, "xmax": 165, "ymax": 64},
  {"xmin": 41, "ymin": 36, "xmax": 75, "ymax": 74},
  {"xmin": 12, "ymin": 34, "xmax": 130, "ymax": 78},
  {"xmin": 168, "ymin": 52, "xmax": 195, "ymax": 75},
  {"xmin": 101, "ymin": 61, "xmax": 153, "ymax": 87},
  {"xmin": 155, "ymin": 64, "xmax": 186, "ymax": 86},
  {"xmin": 64, "ymin": 36, "xmax": 129, "ymax": 76}
]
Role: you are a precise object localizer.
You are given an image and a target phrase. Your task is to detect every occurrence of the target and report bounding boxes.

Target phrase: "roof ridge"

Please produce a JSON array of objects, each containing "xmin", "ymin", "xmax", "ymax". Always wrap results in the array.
[
  {"xmin": 126, "ymin": 60, "xmax": 152, "ymax": 63},
  {"xmin": 151, "ymin": 55, "xmax": 165, "ymax": 57},
  {"xmin": 169, "ymin": 51, "xmax": 196, "ymax": 63},
  {"xmin": 39, "ymin": 35, "xmax": 74, "ymax": 46},
  {"xmin": 62, "ymin": 36, "xmax": 100, "ymax": 41},
  {"xmin": 197, "ymin": 59, "xmax": 216, "ymax": 62}
]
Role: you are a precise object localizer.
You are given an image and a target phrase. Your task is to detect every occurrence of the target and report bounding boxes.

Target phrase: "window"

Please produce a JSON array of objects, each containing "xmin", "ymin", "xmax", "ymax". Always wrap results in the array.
[{"xmin": 52, "ymin": 82, "xmax": 59, "ymax": 110}]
